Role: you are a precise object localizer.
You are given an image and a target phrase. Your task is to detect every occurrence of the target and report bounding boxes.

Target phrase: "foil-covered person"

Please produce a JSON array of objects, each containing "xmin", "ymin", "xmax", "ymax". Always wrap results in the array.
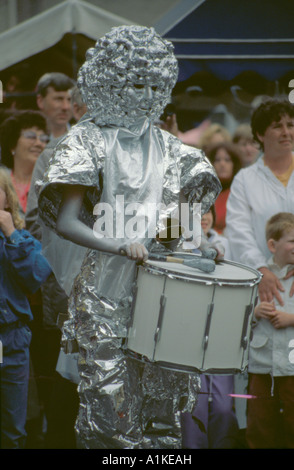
[{"xmin": 36, "ymin": 26, "xmax": 221, "ymax": 449}]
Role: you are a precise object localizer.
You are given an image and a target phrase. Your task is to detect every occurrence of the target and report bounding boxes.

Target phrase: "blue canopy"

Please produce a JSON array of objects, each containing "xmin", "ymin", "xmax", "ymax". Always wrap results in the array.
[{"xmin": 163, "ymin": 0, "xmax": 294, "ymax": 83}]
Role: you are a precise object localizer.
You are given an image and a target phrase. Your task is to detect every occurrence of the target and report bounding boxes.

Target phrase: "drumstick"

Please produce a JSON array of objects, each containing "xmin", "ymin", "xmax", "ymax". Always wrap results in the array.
[{"xmin": 148, "ymin": 253, "xmax": 215, "ymax": 273}]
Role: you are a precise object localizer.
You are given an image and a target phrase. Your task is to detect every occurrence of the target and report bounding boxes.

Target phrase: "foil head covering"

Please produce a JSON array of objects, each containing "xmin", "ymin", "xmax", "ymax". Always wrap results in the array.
[{"xmin": 77, "ymin": 25, "xmax": 178, "ymax": 128}]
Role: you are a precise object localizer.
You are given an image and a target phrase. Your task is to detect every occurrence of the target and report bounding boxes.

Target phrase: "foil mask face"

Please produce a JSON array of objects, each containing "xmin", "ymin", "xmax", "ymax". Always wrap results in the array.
[{"xmin": 77, "ymin": 25, "xmax": 179, "ymax": 128}]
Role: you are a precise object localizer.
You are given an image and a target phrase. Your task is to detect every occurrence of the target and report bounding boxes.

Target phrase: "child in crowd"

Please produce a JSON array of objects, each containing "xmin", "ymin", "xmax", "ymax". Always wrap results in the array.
[
  {"xmin": 200, "ymin": 205, "xmax": 231, "ymax": 259},
  {"xmin": 183, "ymin": 205, "xmax": 231, "ymax": 260},
  {"xmin": 181, "ymin": 206, "xmax": 239, "ymax": 449},
  {"xmin": 0, "ymin": 167, "xmax": 51, "ymax": 448},
  {"xmin": 246, "ymin": 212, "xmax": 294, "ymax": 448}
]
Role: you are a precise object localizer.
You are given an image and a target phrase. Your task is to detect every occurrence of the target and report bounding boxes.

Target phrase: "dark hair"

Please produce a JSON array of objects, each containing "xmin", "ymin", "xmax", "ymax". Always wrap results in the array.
[
  {"xmin": 206, "ymin": 141, "xmax": 242, "ymax": 181},
  {"xmin": 36, "ymin": 72, "xmax": 75, "ymax": 97},
  {"xmin": 0, "ymin": 110, "xmax": 48, "ymax": 168},
  {"xmin": 207, "ymin": 204, "xmax": 216, "ymax": 227},
  {"xmin": 251, "ymin": 98, "xmax": 294, "ymax": 150},
  {"xmin": 160, "ymin": 103, "xmax": 176, "ymax": 122}
]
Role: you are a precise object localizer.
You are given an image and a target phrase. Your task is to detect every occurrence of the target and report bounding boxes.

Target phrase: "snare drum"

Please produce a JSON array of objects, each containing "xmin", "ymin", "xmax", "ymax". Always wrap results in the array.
[{"xmin": 125, "ymin": 254, "xmax": 261, "ymax": 374}]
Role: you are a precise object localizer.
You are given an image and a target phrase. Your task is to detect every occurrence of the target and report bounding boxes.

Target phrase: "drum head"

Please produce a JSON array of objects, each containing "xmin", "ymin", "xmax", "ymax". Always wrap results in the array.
[{"xmin": 144, "ymin": 254, "xmax": 260, "ymax": 285}]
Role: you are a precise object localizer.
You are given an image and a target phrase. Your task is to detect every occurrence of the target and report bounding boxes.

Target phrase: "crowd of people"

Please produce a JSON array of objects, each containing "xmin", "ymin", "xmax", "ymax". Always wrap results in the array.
[{"xmin": 0, "ymin": 25, "xmax": 294, "ymax": 451}]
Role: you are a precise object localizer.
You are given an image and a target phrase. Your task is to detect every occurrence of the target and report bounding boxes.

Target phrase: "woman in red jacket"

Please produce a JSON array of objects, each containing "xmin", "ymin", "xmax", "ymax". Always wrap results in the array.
[{"xmin": 207, "ymin": 142, "xmax": 242, "ymax": 234}]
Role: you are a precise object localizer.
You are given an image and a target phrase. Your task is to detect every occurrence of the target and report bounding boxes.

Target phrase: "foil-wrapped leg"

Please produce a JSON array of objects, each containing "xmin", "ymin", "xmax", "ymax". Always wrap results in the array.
[{"xmin": 74, "ymin": 351, "xmax": 199, "ymax": 449}]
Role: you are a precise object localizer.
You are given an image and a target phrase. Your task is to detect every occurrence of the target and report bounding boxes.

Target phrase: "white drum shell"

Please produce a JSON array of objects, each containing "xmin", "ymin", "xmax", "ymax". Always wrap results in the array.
[{"xmin": 125, "ymin": 256, "xmax": 261, "ymax": 374}]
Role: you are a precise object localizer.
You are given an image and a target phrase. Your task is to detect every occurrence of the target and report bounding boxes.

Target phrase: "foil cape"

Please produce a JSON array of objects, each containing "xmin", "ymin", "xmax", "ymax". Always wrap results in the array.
[{"xmin": 36, "ymin": 25, "xmax": 221, "ymax": 449}]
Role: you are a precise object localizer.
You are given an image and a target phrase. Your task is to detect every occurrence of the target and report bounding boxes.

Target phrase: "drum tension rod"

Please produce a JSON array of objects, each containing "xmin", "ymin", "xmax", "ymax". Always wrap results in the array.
[
  {"xmin": 203, "ymin": 303, "xmax": 214, "ymax": 351},
  {"xmin": 202, "ymin": 283, "xmax": 216, "ymax": 355},
  {"xmin": 240, "ymin": 304, "xmax": 253, "ymax": 349},
  {"xmin": 153, "ymin": 293, "xmax": 167, "ymax": 359},
  {"xmin": 128, "ymin": 284, "xmax": 138, "ymax": 329}
]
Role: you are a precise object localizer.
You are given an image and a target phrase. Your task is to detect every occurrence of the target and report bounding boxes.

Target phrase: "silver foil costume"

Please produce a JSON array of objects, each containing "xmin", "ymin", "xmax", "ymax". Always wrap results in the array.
[{"xmin": 37, "ymin": 26, "xmax": 221, "ymax": 449}]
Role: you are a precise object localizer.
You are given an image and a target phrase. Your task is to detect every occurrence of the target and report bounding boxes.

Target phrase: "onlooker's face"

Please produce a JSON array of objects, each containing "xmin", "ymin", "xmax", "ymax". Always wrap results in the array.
[
  {"xmin": 12, "ymin": 127, "xmax": 49, "ymax": 168},
  {"xmin": 72, "ymin": 102, "xmax": 87, "ymax": 121},
  {"xmin": 213, "ymin": 148, "xmax": 234, "ymax": 182},
  {"xmin": 258, "ymin": 114, "xmax": 294, "ymax": 156},
  {"xmin": 201, "ymin": 211, "xmax": 214, "ymax": 236},
  {"xmin": 268, "ymin": 228, "xmax": 294, "ymax": 268},
  {"xmin": 37, "ymin": 87, "xmax": 72, "ymax": 135},
  {"xmin": 236, "ymin": 138, "xmax": 259, "ymax": 166}
]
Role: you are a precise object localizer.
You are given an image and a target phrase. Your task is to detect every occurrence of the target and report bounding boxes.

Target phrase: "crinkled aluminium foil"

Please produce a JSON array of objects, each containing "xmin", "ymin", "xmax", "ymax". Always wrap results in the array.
[{"xmin": 37, "ymin": 25, "xmax": 221, "ymax": 449}]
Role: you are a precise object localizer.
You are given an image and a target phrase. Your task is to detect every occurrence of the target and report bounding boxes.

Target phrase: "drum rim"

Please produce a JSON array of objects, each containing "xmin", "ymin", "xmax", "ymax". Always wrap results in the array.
[
  {"xmin": 141, "ymin": 253, "xmax": 262, "ymax": 286},
  {"xmin": 124, "ymin": 348, "xmax": 248, "ymax": 375}
]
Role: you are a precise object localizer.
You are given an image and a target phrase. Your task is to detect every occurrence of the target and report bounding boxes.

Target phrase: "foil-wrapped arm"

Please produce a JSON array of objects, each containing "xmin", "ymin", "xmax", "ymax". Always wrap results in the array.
[
  {"xmin": 56, "ymin": 184, "xmax": 148, "ymax": 261},
  {"xmin": 36, "ymin": 122, "xmax": 104, "ymax": 233},
  {"xmin": 36, "ymin": 122, "xmax": 150, "ymax": 262},
  {"xmin": 179, "ymin": 143, "xmax": 222, "ymax": 215}
]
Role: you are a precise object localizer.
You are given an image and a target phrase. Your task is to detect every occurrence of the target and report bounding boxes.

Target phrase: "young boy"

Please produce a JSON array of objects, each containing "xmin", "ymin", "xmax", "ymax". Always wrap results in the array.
[{"xmin": 246, "ymin": 212, "xmax": 294, "ymax": 448}]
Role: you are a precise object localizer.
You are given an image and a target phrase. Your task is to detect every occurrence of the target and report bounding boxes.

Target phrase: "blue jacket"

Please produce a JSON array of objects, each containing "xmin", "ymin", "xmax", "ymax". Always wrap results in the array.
[{"xmin": 0, "ymin": 228, "xmax": 52, "ymax": 327}]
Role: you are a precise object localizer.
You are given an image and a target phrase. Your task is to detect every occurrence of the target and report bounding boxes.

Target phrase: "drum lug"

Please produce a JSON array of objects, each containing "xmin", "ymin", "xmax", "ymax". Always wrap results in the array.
[
  {"xmin": 153, "ymin": 294, "xmax": 167, "ymax": 357},
  {"xmin": 128, "ymin": 284, "xmax": 138, "ymax": 328},
  {"xmin": 240, "ymin": 304, "xmax": 253, "ymax": 349},
  {"xmin": 203, "ymin": 303, "xmax": 214, "ymax": 351}
]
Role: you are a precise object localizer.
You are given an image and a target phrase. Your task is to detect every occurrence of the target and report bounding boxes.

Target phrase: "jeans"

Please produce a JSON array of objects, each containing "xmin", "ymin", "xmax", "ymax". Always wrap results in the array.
[{"xmin": 0, "ymin": 323, "xmax": 32, "ymax": 448}]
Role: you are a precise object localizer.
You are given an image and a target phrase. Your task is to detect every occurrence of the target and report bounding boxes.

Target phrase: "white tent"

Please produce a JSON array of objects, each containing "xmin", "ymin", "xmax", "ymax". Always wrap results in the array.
[
  {"xmin": 0, "ymin": 0, "xmax": 197, "ymax": 73},
  {"xmin": 0, "ymin": 0, "xmax": 135, "ymax": 72}
]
